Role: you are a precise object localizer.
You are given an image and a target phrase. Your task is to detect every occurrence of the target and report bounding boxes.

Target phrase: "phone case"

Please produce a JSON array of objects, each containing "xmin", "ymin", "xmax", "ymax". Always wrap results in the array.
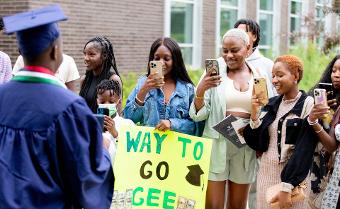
[
  {"xmin": 97, "ymin": 107, "xmax": 110, "ymax": 116},
  {"xmin": 205, "ymin": 59, "xmax": 219, "ymax": 76},
  {"xmin": 150, "ymin": 61, "xmax": 163, "ymax": 77},
  {"xmin": 318, "ymin": 83, "xmax": 334, "ymax": 101},
  {"xmin": 253, "ymin": 77, "xmax": 269, "ymax": 105},
  {"xmin": 314, "ymin": 88, "xmax": 327, "ymax": 106}
]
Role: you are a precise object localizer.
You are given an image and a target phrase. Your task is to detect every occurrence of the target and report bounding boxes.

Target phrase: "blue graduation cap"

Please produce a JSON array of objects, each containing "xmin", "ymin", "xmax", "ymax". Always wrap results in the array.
[{"xmin": 2, "ymin": 4, "xmax": 67, "ymax": 59}]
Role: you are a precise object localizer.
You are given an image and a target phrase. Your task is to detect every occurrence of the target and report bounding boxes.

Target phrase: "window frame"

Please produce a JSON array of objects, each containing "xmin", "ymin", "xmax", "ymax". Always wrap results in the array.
[
  {"xmin": 257, "ymin": 0, "xmax": 275, "ymax": 54},
  {"xmin": 215, "ymin": 0, "xmax": 242, "ymax": 57},
  {"xmin": 164, "ymin": 0, "xmax": 202, "ymax": 68},
  {"xmin": 288, "ymin": 0, "xmax": 303, "ymax": 47}
]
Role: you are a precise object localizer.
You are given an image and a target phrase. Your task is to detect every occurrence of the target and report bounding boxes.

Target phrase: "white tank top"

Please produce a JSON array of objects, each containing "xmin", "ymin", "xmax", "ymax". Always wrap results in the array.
[{"xmin": 225, "ymin": 75, "xmax": 253, "ymax": 114}]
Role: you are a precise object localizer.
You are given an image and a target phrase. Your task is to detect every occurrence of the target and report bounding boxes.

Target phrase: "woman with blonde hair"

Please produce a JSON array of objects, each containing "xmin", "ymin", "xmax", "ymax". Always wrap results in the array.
[{"xmin": 189, "ymin": 28, "xmax": 272, "ymax": 209}]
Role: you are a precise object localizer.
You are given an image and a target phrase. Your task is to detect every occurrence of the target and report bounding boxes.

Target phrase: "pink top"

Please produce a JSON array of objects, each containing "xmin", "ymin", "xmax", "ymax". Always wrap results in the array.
[{"xmin": 0, "ymin": 51, "xmax": 12, "ymax": 84}]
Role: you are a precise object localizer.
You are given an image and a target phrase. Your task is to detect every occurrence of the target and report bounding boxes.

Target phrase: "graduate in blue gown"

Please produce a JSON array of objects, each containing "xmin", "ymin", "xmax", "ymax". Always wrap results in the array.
[{"xmin": 0, "ymin": 5, "xmax": 114, "ymax": 209}]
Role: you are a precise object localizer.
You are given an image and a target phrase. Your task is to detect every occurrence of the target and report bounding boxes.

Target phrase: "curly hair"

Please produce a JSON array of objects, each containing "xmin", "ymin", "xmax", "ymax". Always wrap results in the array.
[
  {"xmin": 96, "ymin": 79, "xmax": 121, "ymax": 98},
  {"xmin": 274, "ymin": 55, "xmax": 304, "ymax": 83}
]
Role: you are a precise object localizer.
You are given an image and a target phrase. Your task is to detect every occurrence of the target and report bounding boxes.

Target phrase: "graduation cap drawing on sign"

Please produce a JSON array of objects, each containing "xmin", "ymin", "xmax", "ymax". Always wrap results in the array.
[{"xmin": 185, "ymin": 164, "xmax": 204, "ymax": 190}]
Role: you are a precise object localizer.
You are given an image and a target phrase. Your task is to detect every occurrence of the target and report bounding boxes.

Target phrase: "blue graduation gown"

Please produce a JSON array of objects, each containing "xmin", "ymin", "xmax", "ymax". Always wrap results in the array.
[{"xmin": 0, "ymin": 81, "xmax": 114, "ymax": 209}]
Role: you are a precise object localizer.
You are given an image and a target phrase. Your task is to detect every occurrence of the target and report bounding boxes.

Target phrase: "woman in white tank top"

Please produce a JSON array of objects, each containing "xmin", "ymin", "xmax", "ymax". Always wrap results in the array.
[{"xmin": 189, "ymin": 28, "xmax": 260, "ymax": 209}]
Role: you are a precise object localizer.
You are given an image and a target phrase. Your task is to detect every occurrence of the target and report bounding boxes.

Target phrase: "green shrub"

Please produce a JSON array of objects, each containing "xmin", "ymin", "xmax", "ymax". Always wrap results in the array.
[
  {"xmin": 289, "ymin": 42, "xmax": 336, "ymax": 91},
  {"xmin": 121, "ymin": 72, "xmax": 142, "ymax": 106}
]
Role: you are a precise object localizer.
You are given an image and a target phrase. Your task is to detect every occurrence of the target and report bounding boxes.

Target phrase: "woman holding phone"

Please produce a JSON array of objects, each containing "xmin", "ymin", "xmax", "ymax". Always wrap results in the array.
[
  {"xmin": 243, "ymin": 55, "xmax": 319, "ymax": 209},
  {"xmin": 189, "ymin": 28, "xmax": 271, "ymax": 209},
  {"xmin": 307, "ymin": 55, "xmax": 340, "ymax": 206},
  {"xmin": 123, "ymin": 37, "xmax": 196, "ymax": 135}
]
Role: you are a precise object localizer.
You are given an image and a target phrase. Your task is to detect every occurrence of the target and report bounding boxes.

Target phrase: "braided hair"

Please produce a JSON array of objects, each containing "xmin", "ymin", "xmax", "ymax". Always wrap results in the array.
[
  {"xmin": 234, "ymin": 19, "xmax": 261, "ymax": 48},
  {"xmin": 97, "ymin": 79, "xmax": 121, "ymax": 98},
  {"xmin": 80, "ymin": 36, "xmax": 121, "ymax": 112}
]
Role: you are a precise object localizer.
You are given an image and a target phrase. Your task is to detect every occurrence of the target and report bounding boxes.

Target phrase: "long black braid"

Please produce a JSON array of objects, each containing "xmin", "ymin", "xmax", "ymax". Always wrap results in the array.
[{"xmin": 79, "ymin": 36, "xmax": 121, "ymax": 112}]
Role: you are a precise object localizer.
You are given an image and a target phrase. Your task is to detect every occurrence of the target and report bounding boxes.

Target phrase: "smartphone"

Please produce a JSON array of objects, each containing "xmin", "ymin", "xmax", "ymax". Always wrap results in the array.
[
  {"xmin": 253, "ymin": 77, "xmax": 269, "ymax": 105},
  {"xmin": 97, "ymin": 107, "xmax": 109, "ymax": 116},
  {"xmin": 150, "ymin": 61, "xmax": 163, "ymax": 78},
  {"xmin": 98, "ymin": 104, "xmax": 117, "ymax": 118},
  {"xmin": 314, "ymin": 88, "xmax": 328, "ymax": 106},
  {"xmin": 205, "ymin": 59, "xmax": 219, "ymax": 76},
  {"xmin": 94, "ymin": 114, "xmax": 105, "ymax": 132},
  {"xmin": 318, "ymin": 82, "xmax": 334, "ymax": 101}
]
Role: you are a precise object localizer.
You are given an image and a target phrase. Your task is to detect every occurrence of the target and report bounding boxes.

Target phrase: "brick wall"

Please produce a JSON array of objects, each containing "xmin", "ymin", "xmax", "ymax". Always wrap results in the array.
[
  {"xmin": 1, "ymin": 0, "xmax": 165, "ymax": 76},
  {"xmin": 0, "ymin": 0, "xmax": 29, "ymax": 67},
  {"xmin": 201, "ymin": 0, "xmax": 217, "ymax": 61}
]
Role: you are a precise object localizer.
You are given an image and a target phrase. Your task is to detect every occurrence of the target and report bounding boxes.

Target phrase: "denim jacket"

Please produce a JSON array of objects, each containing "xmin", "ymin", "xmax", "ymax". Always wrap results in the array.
[{"xmin": 123, "ymin": 76, "xmax": 196, "ymax": 135}]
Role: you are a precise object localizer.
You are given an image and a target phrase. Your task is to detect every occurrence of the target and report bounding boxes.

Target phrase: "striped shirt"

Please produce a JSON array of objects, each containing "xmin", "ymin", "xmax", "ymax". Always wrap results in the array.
[{"xmin": 0, "ymin": 51, "xmax": 12, "ymax": 84}]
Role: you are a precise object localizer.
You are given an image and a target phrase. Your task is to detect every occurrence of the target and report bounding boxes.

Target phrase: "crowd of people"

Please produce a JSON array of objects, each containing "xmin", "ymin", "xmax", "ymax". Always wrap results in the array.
[{"xmin": 0, "ymin": 4, "xmax": 339, "ymax": 209}]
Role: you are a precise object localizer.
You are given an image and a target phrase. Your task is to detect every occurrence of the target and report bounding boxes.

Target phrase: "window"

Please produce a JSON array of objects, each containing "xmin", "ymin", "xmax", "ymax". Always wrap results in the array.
[
  {"xmin": 165, "ymin": 0, "xmax": 201, "ymax": 67},
  {"xmin": 216, "ymin": 0, "xmax": 240, "ymax": 56},
  {"xmin": 258, "ymin": 0, "xmax": 274, "ymax": 55},
  {"xmin": 289, "ymin": 0, "xmax": 302, "ymax": 46},
  {"xmin": 315, "ymin": 0, "xmax": 325, "ymax": 46}
]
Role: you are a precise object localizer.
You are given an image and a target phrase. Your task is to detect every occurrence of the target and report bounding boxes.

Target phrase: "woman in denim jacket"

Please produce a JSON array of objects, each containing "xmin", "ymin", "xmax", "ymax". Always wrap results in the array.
[{"xmin": 123, "ymin": 37, "xmax": 196, "ymax": 135}]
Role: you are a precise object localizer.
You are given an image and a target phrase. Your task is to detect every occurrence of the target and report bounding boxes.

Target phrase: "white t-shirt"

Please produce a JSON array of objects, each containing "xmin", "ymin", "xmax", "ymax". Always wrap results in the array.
[
  {"xmin": 106, "ymin": 116, "xmax": 135, "ymax": 164},
  {"xmin": 12, "ymin": 54, "xmax": 80, "ymax": 83}
]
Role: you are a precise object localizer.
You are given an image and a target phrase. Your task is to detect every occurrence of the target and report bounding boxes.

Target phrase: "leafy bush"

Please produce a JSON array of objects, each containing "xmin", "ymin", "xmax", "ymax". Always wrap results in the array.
[{"xmin": 289, "ymin": 42, "xmax": 336, "ymax": 91}]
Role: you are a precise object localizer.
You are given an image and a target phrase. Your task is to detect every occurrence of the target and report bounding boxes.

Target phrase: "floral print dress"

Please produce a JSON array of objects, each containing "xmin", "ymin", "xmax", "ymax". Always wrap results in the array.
[{"xmin": 321, "ymin": 124, "xmax": 340, "ymax": 209}]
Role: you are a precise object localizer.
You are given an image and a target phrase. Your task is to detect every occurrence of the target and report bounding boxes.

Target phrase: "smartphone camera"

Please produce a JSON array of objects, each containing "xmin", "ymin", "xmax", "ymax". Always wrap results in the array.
[
  {"xmin": 97, "ymin": 107, "xmax": 110, "ymax": 116},
  {"xmin": 150, "ymin": 62, "xmax": 156, "ymax": 68},
  {"xmin": 314, "ymin": 90, "xmax": 320, "ymax": 97},
  {"xmin": 254, "ymin": 79, "xmax": 259, "ymax": 85}
]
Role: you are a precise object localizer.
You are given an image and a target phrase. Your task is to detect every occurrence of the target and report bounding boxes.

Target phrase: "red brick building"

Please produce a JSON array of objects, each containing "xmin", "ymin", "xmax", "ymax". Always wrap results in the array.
[{"xmin": 0, "ymin": 0, "xmax": 339, "ymax": 76}]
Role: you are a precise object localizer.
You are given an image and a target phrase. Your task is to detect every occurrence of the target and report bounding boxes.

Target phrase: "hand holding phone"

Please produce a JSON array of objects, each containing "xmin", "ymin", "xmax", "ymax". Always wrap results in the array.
[
  {"xmin": 147, "ymin": 60, "xmax": 164, "ymax": 89},
  {"xmin": 253, "ymin": 77, "xmax": 269, "ymax": 106},
  {"xmin": 98, "ymin": 104, "xmax": 117, "ymax": 118},
  {"xmin": 314, "ymin": 88, "xmax": 331, "ymax": 129},
  {"xmin": 150, "ymin": 61, "xmax": 163, "ymax": 79},
  {"xmin": 104, "ymin": 115, "xmax": 118, "ymax": 138}
]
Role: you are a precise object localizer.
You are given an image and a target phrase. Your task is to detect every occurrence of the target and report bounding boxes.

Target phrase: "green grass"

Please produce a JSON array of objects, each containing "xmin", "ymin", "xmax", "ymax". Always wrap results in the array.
[{"xmin": 121, "ymin": 43, "xmax": 337, "ymax": 105}]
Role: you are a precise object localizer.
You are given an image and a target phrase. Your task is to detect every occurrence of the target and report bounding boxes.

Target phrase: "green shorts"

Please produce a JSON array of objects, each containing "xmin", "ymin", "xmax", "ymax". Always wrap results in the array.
[{"xmin": 208, "ymin": 145, "xmax": 259, "ymax": 184}]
